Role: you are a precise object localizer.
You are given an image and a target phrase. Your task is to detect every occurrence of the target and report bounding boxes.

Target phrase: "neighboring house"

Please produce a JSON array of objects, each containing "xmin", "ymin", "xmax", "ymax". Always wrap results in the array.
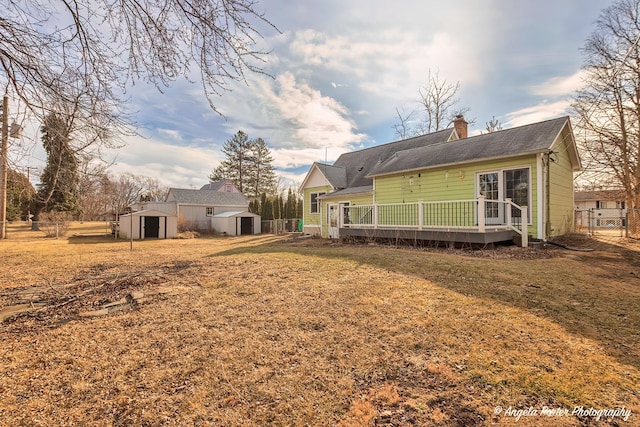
[
  {"xmin": 574, "ymin": 189, "xmax": 627, "ymax": 229},
  {"xmin": 300, "ymin": 116, "xmax": 581, "ymax": 247},
  {"xmin": 199, "ymin": 179, "xmax": 241, "ymax": 193},
  {"xmin": 130, "ymin": 180, "xmax": 260, "ymax": 235}
]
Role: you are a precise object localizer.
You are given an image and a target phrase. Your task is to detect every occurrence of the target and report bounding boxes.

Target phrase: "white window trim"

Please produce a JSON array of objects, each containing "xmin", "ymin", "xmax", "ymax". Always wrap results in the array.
[
  {"xmin": 310, "ymin": 192, "xmax": 325, "ymax": 214},
  {"xmin": 206, "ymin": 207, "xmax": 214, "ymax": 217}
]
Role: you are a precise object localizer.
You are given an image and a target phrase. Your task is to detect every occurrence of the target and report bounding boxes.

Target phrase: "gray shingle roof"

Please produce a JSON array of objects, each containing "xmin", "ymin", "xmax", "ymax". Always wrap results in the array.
[
  {"xmin": 321, "ymin": 185, "xmax": 373, "ymax": 198},
  {"xmin": 167, "ymin": 188, "xmax": 249, "ymax": 206},
  {"xmin": 200, "ymin": 179, "xmax": 232, "ymax": 191},
  {"xmin": 574, "ymin": 189, "xmax": 625, "ymax": 201},
  {"xmin": 367, "ymin": 117, "xmax": 570, "ymax": 177},
  {"xmin": 334, "ymin": 128, "xmax": 456, "ymax": 187},
  {"xmin": 311, "ymin": 162, "xmax": 347, "ymax": 188}
]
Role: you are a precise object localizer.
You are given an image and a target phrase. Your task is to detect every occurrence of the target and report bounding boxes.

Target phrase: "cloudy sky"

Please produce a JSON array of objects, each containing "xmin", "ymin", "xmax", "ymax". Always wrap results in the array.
[{"xmin": 20, "ymin": 0, "xmax": 609, "ymax": 189}]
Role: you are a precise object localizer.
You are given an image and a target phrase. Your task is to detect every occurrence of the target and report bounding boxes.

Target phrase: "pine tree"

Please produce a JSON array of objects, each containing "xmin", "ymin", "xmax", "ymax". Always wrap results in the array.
[
  {"xmin": 295, "ymin": 193, "xmax": 303, "ymax": 218},
  {"xmin": 248, "ymin": 199, "xmax": 260, "ymax": 215},
  {"xmin": 209, "ymin": 131, "xmax": 252, "ymax": 194},
  {"xmin": 33, "ymin": 113, "xmax": 80, "ymax": 226},
  {"xmin": 210, "ymin": 131, "xmax": 277, "ymax": 198},
  {"xmin": 248, "ymin": 138, "xmax": 276, "ymax": 198},
  {"xmin": 284, "ymin": 188, "xmax": 294, "ymax": 219}
]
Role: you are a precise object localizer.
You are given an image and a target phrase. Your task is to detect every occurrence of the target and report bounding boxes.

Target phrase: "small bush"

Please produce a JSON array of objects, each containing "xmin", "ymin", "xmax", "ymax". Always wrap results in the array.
[{"xmin": 39, "ymin": 211, "xmax": 72, "ymax": 237}]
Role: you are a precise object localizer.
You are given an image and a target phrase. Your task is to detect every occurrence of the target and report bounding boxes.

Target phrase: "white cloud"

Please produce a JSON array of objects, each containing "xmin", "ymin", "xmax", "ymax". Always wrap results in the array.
[
  {"xmin": 530, "ymin": 70, "xmax": 586, "ymax": 97},
  {"xmin": 107, "ymin": 135, "xmax": 221, "ymax": 188},
  {"xmin": 271, "ymin": 146, "xmax": 350, "ymax": 169},
  {"xmin": 504, "ymin": 100, "xmax": 571, "ymax": 128},
  {"xmin": 220, "ymin": 71, "xmax": 367, "ymax": 151},
  {"xmin": 157, "ymin": 128, "xmax": 183, "ymax": 141},
  {"xmin": 287, "ymin": 28, "xmax": 486, "ymax": 104}
]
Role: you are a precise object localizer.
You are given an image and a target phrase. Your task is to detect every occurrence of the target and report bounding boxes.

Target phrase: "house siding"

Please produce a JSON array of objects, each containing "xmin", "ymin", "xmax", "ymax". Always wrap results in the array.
[
  {"xmin": 373, "ymin": 155, "xmax": 540, "ymax": 236},
  {"xmin": 176, "ymin": 204, "xmax": 247, "ymax": 230},
  {"xmin": 320, "ymin": 192, "xmax": 374, "ymax": 237},
  {"xmin": 547, "ymin": 134, "xmax": 575, "ymax": 237},
  {"xmin": 303, "ymin": 185, "xmax": 332, "ymax": 235}
]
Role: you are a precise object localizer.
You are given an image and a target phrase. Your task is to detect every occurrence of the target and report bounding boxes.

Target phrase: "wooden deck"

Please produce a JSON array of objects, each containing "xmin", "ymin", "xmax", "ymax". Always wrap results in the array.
[
  {"xmin": 335, "ymin": 197, "xmax": 529, "ymax": 246},
  {"xmin": 339, "ymin": 227, "xmax": 517, "ymax": 245}
]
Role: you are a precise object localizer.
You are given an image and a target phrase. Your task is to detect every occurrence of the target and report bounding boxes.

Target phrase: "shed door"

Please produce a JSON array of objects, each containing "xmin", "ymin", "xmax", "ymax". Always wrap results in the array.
[
  {"xmin": 240, "ymin": 216, "xmax": 253, "ymax": 235},
  {"xmin": 145, "ymin": 216, "xmax": 160, "ymax": 238}
]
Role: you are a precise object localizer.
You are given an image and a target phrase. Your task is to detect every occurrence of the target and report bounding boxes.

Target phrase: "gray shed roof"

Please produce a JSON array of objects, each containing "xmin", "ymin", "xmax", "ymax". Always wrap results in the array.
[
  {"xmin": 212, "ymin": 210, "xmax": 259, "ymax": 218},
  {"xmin": 368, "ymin": 117, "xmax": 572, "ymax": 177},
  {"xmin": 121, "ymin": 209, "xmax": 175, "ymax": 217},
  {"xmin": 167, "ymin": 188, "xmax": 249, "ymax": 206},
  {"xmin": 334, "ymin": 128, "xmax": 456, "ymax": 187}
]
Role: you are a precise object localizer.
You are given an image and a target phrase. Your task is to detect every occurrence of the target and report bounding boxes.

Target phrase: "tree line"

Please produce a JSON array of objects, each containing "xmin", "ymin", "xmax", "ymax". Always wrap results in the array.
[
  {"xmin": 6, "ymin": 112, "xmax": 168, "ymax": 224},
  {"xmin": 6, "ymin": 122, "xmax": 301, "ymax": 225},
  {"xmin": 248, "ymin": 188, "xmax": 303, "ymax": 221}
]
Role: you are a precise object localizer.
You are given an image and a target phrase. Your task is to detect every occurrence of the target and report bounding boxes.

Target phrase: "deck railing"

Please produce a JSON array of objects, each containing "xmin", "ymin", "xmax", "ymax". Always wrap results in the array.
[{"xmin": 342, "ymin": 197, "xmax": 528, "ymax": 246}]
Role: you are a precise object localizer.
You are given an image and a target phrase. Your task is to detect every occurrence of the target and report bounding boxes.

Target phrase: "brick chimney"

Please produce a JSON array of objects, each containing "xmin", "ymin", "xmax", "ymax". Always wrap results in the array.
[{"xmin": 453, "ymin": 115, "xmax": 468, "ymax": 139}]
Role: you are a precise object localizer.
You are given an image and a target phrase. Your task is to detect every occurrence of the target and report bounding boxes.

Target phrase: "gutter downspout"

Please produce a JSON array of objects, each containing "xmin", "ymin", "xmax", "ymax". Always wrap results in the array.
[{"xmin": 545, "ymin": 151, "xmax": 552, "ymax": 239}]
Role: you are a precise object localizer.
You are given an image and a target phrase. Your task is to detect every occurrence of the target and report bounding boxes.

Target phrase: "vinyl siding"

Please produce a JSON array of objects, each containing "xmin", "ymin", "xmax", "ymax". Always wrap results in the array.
[
  {"xmin": 547, "ymin": 134, "xmax": 575, "ymax": 236},
  {"xmin": 321, "ymin": 193, "xmax": 373, "ymax": 206},
  {"xmin": 373, "ymin": 155, "xmax": 539, "ymax": 236},
  {"xmin": 303, "ymin": 185, "xmax": 332, "ymax": 235},
  {"xmin": 320, "ymin": 193, "xmax": 374, "ymax": 237}
]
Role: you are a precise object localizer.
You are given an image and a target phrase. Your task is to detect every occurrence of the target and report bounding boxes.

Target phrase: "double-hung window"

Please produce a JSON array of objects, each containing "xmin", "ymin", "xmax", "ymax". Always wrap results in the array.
[{"xmin": 310, "ymin": 192, "xmax": 325, "ymax": 214}]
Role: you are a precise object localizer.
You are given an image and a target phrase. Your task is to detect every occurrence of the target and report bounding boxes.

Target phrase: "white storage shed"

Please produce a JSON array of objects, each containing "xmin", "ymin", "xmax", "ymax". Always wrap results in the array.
[
  {"xmin": 119, "ymin": 209, "xmax": 178, "ymax": 239},
  {"xmin": 211, "ymin": 211, "xmax": 261, "ymax": 236}
]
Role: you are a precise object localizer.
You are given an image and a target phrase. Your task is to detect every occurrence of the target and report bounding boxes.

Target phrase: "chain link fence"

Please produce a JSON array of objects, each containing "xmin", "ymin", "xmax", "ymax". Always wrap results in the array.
[
  {"xmin": 575, "ymin": 208, "xmax": 640, "ymax": 238},
  {"xmin": 261, "ymin": 219, "xmax": 302, "ymax": 234},
  {"xmin": 628, "ymin": 209, "xmax": 640, "ymax": 239}
]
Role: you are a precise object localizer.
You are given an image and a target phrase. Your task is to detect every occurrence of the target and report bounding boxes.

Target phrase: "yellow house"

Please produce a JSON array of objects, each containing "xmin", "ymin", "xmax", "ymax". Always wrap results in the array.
[{"xmin": 300, "ymin": 116, "xmax": 581, "ymax": 247}]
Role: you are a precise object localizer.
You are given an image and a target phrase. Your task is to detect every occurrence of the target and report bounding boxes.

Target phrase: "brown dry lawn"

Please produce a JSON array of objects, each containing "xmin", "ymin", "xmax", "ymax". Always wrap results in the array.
[{"xmin": 0, "ymin": 222, "xmax": 639, "ymax": 426}]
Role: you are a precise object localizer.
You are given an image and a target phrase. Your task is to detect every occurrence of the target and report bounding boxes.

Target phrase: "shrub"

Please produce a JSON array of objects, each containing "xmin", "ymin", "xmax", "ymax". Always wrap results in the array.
[{"xmin": 39, "ymin": 211, "xmax": 72, "ymax": 237}]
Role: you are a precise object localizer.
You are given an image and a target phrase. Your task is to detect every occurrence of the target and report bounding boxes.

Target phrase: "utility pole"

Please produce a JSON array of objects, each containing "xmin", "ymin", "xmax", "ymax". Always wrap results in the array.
[{"xmin": 0, "ymin": 95, "xmax": 8, "ymax": 239}]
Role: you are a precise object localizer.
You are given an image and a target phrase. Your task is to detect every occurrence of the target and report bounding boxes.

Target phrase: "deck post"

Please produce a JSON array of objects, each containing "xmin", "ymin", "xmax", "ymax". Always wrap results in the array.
[
  {"xmin": 505, "ymin": 197, "xmax": 512, "ymax": 227},
  {"xmin": 477, "ymin": 196, "xmax": 485, "ymax": 232},
  {"xmin": 418, "ymin": 201, "xmax": 424, "ymax": 230},
  {"xmin": 521, "ymin": 206, "xmax": 528, "ymax": 247},
  {"xmin": 373, "ymin": 204, "xmax": 379, "ymax": 229}
]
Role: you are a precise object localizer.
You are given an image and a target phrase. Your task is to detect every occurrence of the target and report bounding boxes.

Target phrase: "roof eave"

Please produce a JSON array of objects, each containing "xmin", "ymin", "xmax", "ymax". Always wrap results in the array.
[
  {"xmin": 319, "ymin": 188, "xmax": 373, "ymax": 199},
  {"xmin": 299, "ymin": 162, "xmax": 336, "ymax": 192}
]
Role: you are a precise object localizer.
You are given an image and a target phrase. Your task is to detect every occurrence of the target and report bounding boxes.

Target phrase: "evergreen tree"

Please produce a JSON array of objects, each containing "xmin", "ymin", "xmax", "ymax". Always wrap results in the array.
[
  {"xmin": 33, "ymin": 113, "xmax": 80, "ymax": 226},
  {"xmin": 248, "ymin": 138, "xmax": 277, "ymax": 197},
  {"xmin": 210, "ymin": 132, "xmax": 277, "ymax": 198},
  {"xmin": 248, "ymin": 199, "xmax": 260, "ymax": 215},
  {"xmin": 284, "ymin": 188, "xmax": 294, "ymax": 219},
  {"xmin": 210, "ymin": 131, "xmax": 252, "ymax": 194},
  {"xmin": 259, "ymin": 193, "xmax": 267, "ymax": 218},
  {"xmin": 272, "ymin": 194, "xmax": 281, "ymax": 219},
  {"xmin": 295, "ymin": 194, "xmax": 303, "ymax": 218},
  {"xmin": 7, "ymin": 169, "xmax": 35, "ymax": 221}
]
